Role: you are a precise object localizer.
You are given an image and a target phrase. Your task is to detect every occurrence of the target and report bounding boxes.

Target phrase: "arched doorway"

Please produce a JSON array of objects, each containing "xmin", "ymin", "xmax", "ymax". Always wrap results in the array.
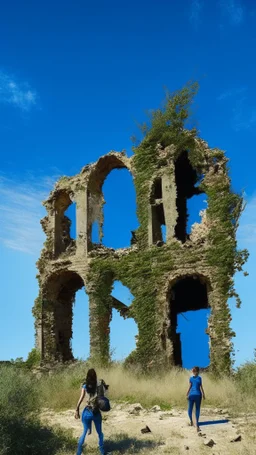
[
  {"xmin": 168, "ymin": 275, "xmax": 210, "ymax": 368},
  {"xmin": 42, "ymin": 271, "xmax": 85, "ymax": 362}
]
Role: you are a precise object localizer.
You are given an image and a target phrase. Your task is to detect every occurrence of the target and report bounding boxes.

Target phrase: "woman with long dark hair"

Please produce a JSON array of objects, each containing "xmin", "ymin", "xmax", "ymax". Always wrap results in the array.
[{"xmin": 75, "ymin": 368, "xmax": 107, "ymax": 455}]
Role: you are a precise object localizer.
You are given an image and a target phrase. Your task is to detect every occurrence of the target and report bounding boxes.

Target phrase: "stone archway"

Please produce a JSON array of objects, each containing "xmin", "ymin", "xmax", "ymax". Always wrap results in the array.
[
  {"xmin": 168, "ymin": 275, "xmax": 211, "ymax": 367},
  {"xmin": 41, "ymin": 270, "xmax": 84, "ymax": 362}
]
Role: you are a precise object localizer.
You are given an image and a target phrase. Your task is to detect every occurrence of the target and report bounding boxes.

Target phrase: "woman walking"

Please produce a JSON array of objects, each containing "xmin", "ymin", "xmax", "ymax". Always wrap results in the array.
[
  {"xmin": 75, "ymin": 368, "xmax": 107, "ymax": 455},
  {"xmin": 186, "ymin": 366, "xmax": 205, "ymax": 432}
]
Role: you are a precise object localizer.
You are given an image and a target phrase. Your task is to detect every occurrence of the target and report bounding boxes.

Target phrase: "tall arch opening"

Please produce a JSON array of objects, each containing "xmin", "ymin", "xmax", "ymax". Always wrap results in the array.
[
  {"xmin": 71, "ymin": 287, "xmax": 90, "ymax": 360},
  {"xmin": 102, "ymin": 169, "xmax": 137, "ymax": 249},
  {"xmin": 43, "ymin": 271, "xmax": 84, "ymax": 361},
  {"xmin": 110, "ymin": 281, "xmax": 138, "ymax": 360},
  {"xmin": 174, "ymin": 152, "xmax": 205, "ymax": 242},
  {"xmin": 87, "ymin": 155, "xmax": 137, "ymax": 250},
  {"xmin": 168, "ymin": 276, "xmax": 210, "ymax": 368}
]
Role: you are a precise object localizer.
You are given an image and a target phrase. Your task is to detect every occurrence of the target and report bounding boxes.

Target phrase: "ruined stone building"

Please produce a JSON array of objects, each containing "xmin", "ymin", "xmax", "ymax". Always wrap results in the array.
[{"xmin": 34, "ymin": 131, "xmax": 245, "ymax": 374}]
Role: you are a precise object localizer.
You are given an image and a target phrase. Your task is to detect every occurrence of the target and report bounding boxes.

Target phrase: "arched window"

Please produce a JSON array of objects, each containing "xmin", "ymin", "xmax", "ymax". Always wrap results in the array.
[
  {"xmin": 174, "ymin": 152, "xmax": 206, "ymax": 242},
  {"xmin": 87, "ymin": 155, "xmax": 137, "ymax": 250},
  {"xmin": 102, "ymin": 169, "xmax": 137, "ymax": 248},
  {"xmin": 54, "ymin": 191, "xmax": 76, "ymax": 257}
]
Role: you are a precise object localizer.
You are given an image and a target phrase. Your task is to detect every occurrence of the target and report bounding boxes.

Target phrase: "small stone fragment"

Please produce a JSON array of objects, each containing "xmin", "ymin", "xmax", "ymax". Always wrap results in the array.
[
  {"xmin": 184, "ymin": 445, "xmax": 189, "ymax": 450},
  {"xmin": 204, "ymin": 439, "xmax": 215, "ymax": 447},
  {"xmin": 141, "ymin": 425, "xmax": 151, "ymax": 434},
  {"xmin": 230, "ymin": 435, "xmax": 242, "ymax": 442},
  {"xmin": 150, "ymin": 405, "xmax": 161, "ymax": 412},
  {"xmin": 128, "ymin": 403, "xmax": 143, "ymax": 414}
]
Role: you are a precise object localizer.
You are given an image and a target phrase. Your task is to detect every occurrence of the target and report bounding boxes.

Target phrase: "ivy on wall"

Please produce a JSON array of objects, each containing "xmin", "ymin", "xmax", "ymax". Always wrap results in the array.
[{"xmin": 35, "ymin": 81, "xmax": 248, "ymax": 375}]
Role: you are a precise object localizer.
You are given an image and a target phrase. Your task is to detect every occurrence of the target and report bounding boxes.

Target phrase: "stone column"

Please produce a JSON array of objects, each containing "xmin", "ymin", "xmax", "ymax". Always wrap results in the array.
[
  {"xmin": 148, "ymin": 205, "xmax": 154, "ymax": 246},
  {"xmin": 76, "ymin": 188, "xmax": 88, "ymax": 256},
  {"xmin": 53, "ymin": 210, "xmax": 63, "ymax": 257},
  {"xmin": 87, "ymin": 276, "xmax": 112, "ymax": 364},
  {"xmin": 162, "ymin": 167, "xmax": 177, "ymax": 242},
  {"xmin": 41, "ymin": 299, "xmax": 57, "ymax": 363},
  {"xmin": 207, "ymin": 287, "xmax": 233, "ymax": 375}
]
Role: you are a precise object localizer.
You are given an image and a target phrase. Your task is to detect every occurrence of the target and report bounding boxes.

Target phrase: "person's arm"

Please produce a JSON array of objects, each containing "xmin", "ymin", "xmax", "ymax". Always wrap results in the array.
[
  {"xmin": 186, "ymin": 379, "xmax": 192, "ymax": 398},
  {"xmin": 75, "ymin": 387, "xmax": 86, "ymax": 419},
  {"xmin": 200, "ymin": 379, "xmax": 205, "ymax": 399}
]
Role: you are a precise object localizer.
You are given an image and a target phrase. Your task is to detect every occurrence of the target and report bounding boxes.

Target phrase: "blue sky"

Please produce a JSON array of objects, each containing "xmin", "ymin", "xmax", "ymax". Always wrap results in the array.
[{"xmin": 0, "ymin": 0, "xmax": 256, "ymax": 368}]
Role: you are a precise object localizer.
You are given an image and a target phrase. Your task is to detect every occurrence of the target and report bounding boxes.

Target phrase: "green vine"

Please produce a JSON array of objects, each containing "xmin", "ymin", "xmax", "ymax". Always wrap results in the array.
[{"xmin": 36, "ymin": 81, "xmax": 248, "ymax": 375}]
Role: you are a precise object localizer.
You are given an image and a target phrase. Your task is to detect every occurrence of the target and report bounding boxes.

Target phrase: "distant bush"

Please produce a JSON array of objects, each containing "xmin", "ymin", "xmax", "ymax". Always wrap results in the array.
[
  {"xmin": 9, "ymin": 348, "xmax": 41, "ymax": 370},
  {"xmin": 0, "ymin": 366, "xmax": 76, "ymax": 455},
  {"xmin": 235, "ymin": 350, "xmax": 256, "ymax": 397}
]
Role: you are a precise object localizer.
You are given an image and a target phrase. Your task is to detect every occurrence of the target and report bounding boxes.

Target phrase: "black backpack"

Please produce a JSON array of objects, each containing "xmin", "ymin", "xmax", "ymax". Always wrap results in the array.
[{"xmin": 87, "ymin": 379, "xmax": 110, "ymax": 413}]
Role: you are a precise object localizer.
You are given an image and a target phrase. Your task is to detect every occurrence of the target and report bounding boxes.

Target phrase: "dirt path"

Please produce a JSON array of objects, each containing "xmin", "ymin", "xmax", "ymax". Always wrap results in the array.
[{"xmin": 41, "ymin": 403, "xmax": 256, "ymax": 454}]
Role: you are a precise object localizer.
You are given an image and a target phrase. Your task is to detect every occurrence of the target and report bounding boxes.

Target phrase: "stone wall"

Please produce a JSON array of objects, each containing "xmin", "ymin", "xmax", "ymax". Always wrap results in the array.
[{"xmin": 34, "ymin": 137, "xmax": 247, "ymax": 375}]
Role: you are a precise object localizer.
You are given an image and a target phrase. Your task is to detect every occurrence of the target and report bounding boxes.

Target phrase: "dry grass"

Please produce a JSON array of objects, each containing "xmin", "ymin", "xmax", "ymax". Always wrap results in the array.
[{"xmin": 39, "ymin": 363, "xmax": 256, "ymax": 415}]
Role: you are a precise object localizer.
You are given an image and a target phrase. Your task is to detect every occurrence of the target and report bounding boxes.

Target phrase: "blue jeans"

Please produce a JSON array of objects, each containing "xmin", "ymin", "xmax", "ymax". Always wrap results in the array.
[
  {"xmin": 188, "ymin": 394, "xmax": 202, "ymax": 426},
  {"xmin": 76, "ymin": 408, "xmax": 104, "ymax": 455}
]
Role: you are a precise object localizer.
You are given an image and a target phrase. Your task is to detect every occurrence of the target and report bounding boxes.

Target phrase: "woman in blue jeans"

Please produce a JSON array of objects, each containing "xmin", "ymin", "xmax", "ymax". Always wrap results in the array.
[
  {"xmin": 186, "ymin": 366, "xmax": 205, "ymax": 432},
  {"xmin": 75, "ymin": 368, "xmax": 106, "ymax": 455}
]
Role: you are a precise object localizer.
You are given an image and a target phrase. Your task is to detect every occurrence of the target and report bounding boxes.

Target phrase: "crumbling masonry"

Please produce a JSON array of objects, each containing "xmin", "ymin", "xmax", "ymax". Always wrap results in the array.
[{"xmin": 34, "ymin": 131, "xmax": 246, "ymax": 374}]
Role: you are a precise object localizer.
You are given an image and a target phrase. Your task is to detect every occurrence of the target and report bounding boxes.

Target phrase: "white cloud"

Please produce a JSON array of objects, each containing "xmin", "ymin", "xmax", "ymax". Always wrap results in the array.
[
  {"xmin": 189, "ymin": 0, "xmax": 204, "ymax": 28},
  {"xmin": 0, "ymin": 71, "xmax": 37, "ymax": 111},
  {"xmin": 0, "ymin": 173, "xmax": 58, "ymax": 255},
  {"xmin": 220, "ymin": 0, "xmax": 244, "ymax": 25}
]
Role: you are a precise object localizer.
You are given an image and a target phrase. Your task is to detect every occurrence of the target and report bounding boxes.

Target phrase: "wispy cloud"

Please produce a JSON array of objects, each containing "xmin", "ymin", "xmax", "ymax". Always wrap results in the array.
[
  {"xmin": 217, "ymin": 86, "xmax": 247, "ymax": 102},
  {"xmin": 189, "ymin": 0, "xmax": 204, "ymax": 28},
  {"xmin": 0, "ymin": 173, "xmax": 58, "ymax": 254},
  {"xmin": 232, "ymin": 100, "xmax": 256, "ymax": 131},
  {"xmin": 0, "ymin": 71, "xmax": 37, "ymax": 111},
  {"xmin": 237, "ymin": 195, "xmax": 256, "ymax": 246},
  {"xmin": 219, "ymin": 0, "xmax": 244, "ymax": 26},
  {"xmin": 217, "ymin": 86, "xmax": 256, "ymax": 131}
]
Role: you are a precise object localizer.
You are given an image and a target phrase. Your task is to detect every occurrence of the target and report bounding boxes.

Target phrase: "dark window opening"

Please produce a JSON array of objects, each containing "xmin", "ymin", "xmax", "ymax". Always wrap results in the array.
[
  {"xmin": 169, "ymin": 276, "xmax": 210, "ymax": 368},
  {"xmin": 54, "ymin": 192, "xmax": 76, "ymax": 257},
  {"xmin": 110, "ymin": 281, "xmax": 138, "ymax": 360},
  {"xmin": 151, "ymin": 177, "xmax": 166, "ymax": 245},
  {"xmin": 174, "ymin": 151, "xmax": 204, "ymax": 242},
  {"xmin": 151, "ymin": 177, "xmax": 162, "ymax": 200},
  {"xmin": 152, "ymin": 203, "xmax": 166, "ymax": 244}
]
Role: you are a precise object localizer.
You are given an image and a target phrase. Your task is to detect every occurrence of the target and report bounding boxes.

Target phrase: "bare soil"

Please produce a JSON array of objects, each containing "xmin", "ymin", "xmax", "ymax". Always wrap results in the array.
[{"xmin": 41, "ymin": 403, "xmax": 256, "ymax": 454}]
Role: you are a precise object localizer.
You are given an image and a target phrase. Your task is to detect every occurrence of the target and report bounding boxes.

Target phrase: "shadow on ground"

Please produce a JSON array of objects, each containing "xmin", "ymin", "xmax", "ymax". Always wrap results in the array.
[
  {"xmin": 0, "ymin": 417, "xmax": 77, "ymax": 455},
  {"xmin": 104, "ymin": 433, "xmax": 163, "ymax": 454},
  {"xmin": 199, "ymin": 419, "xmax": 229, "ymax": 426}
]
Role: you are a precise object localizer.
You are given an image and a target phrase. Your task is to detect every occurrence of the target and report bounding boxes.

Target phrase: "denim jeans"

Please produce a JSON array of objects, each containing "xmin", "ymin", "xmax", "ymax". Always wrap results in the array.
[
  {"xmin": 188, "ymin": 394, "xmax": 202, "ymax": 426},
  {"xmin": 76, "ymin": 408, "xmax": 104, "ymax": 455}
]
